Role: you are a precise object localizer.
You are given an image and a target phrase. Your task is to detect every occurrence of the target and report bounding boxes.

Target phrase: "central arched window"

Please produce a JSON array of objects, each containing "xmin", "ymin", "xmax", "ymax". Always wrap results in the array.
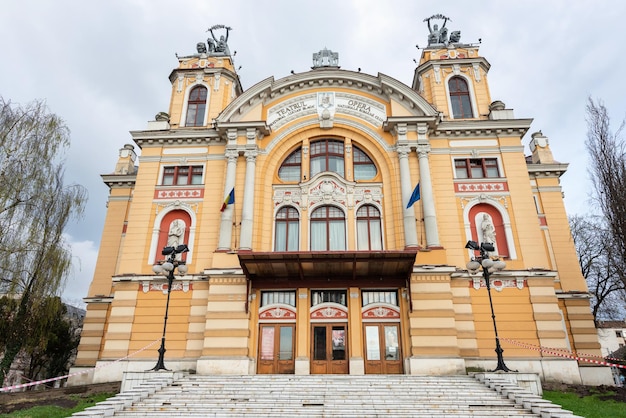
[
  {"xmin": 310, "ymin": 205, "xmax": 346, "ymax": 251},
  {"xmin": 278, "ymin": 140, "xmax": 377, "ymax": 182},
  {"xmin": 449, "ymin": 77, "xmax": 473, "ymax": 119},
  {"xmin": 185, "ymin": 86, "xmax": 208, "ymax": 127},
  {"xmin": 274, "ymin": 206, "xmax": 299, "ymax": 251},
  {"xmin": 310, "ymin": 139, "xmax": 345, "ymax": 178},
  {"xmin": 356, "ymin": 205, "xmax": 382, "ymax": 250}
]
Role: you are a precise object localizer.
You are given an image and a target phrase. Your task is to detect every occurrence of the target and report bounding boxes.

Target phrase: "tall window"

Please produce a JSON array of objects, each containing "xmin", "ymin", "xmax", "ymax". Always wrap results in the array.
[
  {"xmin": 353, "ymin": 147, "xmax": 377, "ymax": 180},
  {"xmin": 310, "ymin": 139, "xmax": 345, "ymax": 178},
  {"xmin": 278, "ymin": 148, "xmax": 301, "ymax": 181},
  {"xmin": 356, "ymin": 205, "xmax": 382, "ymax": 250},
  {"xmin": 454, "ymin": 158, "xmax": 499, "ymax": 179},
  {"xmin": 185, "ymin": 86, "xmax": 207, "ymax": 127},
  {"xmin": 449, "ymin": 77, "xmax": 473, "ymax": 119},
  {"xmin": 275, "ymin": 206, "xmax": 300, "ymax": 251},
  {"xmin": 310, "ymin": 206, "xmax": 346, "ymax": 251},
  {"xmin": 162, "ymin": 165, "xmax": 204, "ymax": 185}
]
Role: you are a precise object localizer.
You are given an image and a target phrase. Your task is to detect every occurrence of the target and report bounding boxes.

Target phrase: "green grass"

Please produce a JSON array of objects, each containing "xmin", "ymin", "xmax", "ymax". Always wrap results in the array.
[
  {"xmin": 0, "ymin": 392, "xmax": 115, "ymax": 418},
  {"xmin": 543, "ymin": 389, "xmax": 626, "ymax": 418}
]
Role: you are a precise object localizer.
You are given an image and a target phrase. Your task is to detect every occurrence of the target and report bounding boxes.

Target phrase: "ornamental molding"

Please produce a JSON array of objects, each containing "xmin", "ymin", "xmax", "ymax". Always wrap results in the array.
[
  {"xmin": 362, "ymin": 304, "xmax": 401, "ymax": 320},
  {"xmin": 310, "ymin": 303, "xmax": 348, "ymax": 320},
  {"xmin": 259, "ymin": 304, "xmax": 297, "ymax": 321},
  {"xmin": 471, "ymin": 277, "xmax": 525, "ymax": 291},
  {"xmin": 459, "ymin": 194, "xmax": 508, "ymax": 209},
  {"xmin": 154, "ymin": 188, "xmax": 204, "ymax": 200},
  {"xmin": 155, "ymin": 199, "xmax": 199, "ymax": 215},
  {"xmin": 141, "ymin": 280, "xmax": 191, "ymax": 294}
]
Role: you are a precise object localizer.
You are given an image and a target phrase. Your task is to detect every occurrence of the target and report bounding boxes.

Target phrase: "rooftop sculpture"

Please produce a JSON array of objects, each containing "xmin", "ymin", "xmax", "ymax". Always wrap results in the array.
[
  {"xmin": 424, "ymin": 14, "xmax": 461, "ymax": 46},
  {"xmin": 196, "ymin": 24, "xmax": 233, "ymax": 56}
]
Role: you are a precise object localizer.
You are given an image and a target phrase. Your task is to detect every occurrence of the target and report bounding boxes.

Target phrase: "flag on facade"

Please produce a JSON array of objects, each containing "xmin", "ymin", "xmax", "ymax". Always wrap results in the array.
[
  {"xmin": 220, "ymin": 188, "xmax": 235, "ymax": 212},
  {"xmin": 406, "ymin": 183, "xmax": 421, "ymax": 209}
]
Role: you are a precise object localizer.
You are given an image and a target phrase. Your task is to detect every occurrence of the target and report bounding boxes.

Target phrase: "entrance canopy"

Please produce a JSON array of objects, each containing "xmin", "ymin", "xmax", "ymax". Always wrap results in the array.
[{"xmin": 238, "ymin": 250, "xmax": 417, "ymax": 289}]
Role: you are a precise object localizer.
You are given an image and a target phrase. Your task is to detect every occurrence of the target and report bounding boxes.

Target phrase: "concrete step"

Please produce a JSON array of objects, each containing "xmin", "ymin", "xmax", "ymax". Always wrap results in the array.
[{"xmin": 72, "ymin": 374, "xmax": 581, "ymax": 417}]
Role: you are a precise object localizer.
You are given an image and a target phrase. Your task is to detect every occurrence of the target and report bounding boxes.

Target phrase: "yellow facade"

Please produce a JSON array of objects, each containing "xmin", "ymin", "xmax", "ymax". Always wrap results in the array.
[{"xmin": 71, "ymin": 22, "xmax": 612, "ymax": 386}]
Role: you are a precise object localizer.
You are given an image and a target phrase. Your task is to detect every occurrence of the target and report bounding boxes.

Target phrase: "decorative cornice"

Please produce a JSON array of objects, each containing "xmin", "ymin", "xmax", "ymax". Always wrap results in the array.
[
  {"xmin": 432, "ymin": 119, "xmax": 533, "ymax": 138},
  {"xmin": 527, "ymin": 163, "xmax": 569, "ymax": 178}
]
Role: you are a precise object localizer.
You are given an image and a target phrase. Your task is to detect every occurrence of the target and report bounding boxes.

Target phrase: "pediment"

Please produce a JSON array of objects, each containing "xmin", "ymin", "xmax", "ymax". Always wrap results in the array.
[{"xmin": 216, "ymin": 70, "xmax": 438, "ymax": 130}]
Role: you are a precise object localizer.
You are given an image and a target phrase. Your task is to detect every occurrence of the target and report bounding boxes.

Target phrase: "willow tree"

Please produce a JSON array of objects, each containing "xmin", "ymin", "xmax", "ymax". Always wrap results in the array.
[{"xmin": 0, "ymin": 97, "xmax": 87, "ymax": 384}]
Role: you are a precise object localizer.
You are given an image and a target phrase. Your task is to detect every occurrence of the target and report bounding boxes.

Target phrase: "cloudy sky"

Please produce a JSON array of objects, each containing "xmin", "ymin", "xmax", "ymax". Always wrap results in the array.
[{"xmin": 2, "ymin": 1, "xmax": 624, "ymax": 307}]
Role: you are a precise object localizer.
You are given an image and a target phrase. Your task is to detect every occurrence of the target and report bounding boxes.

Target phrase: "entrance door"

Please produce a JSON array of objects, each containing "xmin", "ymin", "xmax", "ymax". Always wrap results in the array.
[
  {"xmin": 310, "ymin": 324, "xmax": 349, "ymax": 374},
  {"xmin": 364, "ymin": 323, "xmax": 402, "ymax": 374},
  {"xmin": 258, "ymin": 324, "xmax": 295, "ymax": 374}
]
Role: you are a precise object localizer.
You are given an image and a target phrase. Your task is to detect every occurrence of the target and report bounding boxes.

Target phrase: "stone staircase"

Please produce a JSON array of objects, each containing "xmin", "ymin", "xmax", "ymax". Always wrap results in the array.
[{"xmin": 73, "ymin": 374, "xmax": 581, "ymax": 417}]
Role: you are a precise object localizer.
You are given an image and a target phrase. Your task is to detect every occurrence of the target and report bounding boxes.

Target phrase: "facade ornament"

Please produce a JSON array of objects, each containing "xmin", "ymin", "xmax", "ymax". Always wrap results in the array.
[
  {"xmin": 177, "ymin": 74, "xmax": 184, "ymax": 92},
  {"xmin": 214, "ymin": 73, "xmax": 221, "ymax": 91},
  {"xmin": 416, "ymin": 144, "xmax": 431, "ymax": 158},
  {"xmin": 312, "ymin": 48, "xmax": 339, "ymax": 69},
  {"xmin": 396, "ymin": 144, "xmax": 411, "ymax": 160},
  {"xmin": 244, "ymin": 149, "xmax": 258, "ymax": 162},
  {"xmin": 225, "ymin": 149, "xmax": 239, "ymax": 163},
  {"xmin": 317, "ymin": 92, "xmax": 336, "ymax": 129}
]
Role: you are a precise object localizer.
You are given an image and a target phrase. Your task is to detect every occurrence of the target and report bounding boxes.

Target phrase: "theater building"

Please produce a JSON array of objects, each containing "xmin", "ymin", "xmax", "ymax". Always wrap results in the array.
[{"xmin": 70, "ymin": 19, "xmax": 612, "ymax": 385}]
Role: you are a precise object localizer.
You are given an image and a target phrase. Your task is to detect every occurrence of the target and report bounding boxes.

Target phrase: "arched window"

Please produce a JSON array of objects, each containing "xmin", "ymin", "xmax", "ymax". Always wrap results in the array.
[
  {"xmin": 353, "ymin": 146, "xmax": 377, "ymax": 180},
  {"xmin": 185, "ymin": 86, "xmax": 208, "ymax": 127},
  {"xmin": 310, "ymin": 139, "xmax": 344, "ymax": 178},
  {"xmin": 356, "ymin": 205, "xmax": 382, "ymax": 250},
  {"xmin": 449, "ymin": 77, "xmax": 473, "ymax": 119},
  {"xmin": 275, "ymin": 206, "xmax": 299, "ymax": 251},
  {"xmin": 278, "ymin": 148, "xmax": 302, "ymax": 182},
  {"xmin": 310, "ymin": 205, "xmax": 346, "ymax": 251}
]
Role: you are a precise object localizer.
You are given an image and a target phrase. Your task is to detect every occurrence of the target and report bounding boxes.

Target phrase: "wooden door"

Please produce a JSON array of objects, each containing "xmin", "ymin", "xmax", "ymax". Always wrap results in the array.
[
  {"xmin": 258, "ymin": 324, "xmax": 295, "ymax": 374},
  {"xmin": 310, "ymin": 324, "xmax": 349, "ymax": 374},
  {"xmin": 364, "ymin": 323, "xmax": 402, "ymax": 374}
]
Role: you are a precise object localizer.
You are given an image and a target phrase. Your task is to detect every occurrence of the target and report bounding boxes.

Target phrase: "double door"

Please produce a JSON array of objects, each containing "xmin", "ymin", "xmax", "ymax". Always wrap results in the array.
[
  {"xmin": 310, "ymin": 324, "xmax": 349, "ymax": 374},
  {"xmin": 364, "ymin": 323, "xmax": 402, "ymax": 374},
  {"xmin": 258, "ymin": 324, "xmax": 295, "ymax": 374}
]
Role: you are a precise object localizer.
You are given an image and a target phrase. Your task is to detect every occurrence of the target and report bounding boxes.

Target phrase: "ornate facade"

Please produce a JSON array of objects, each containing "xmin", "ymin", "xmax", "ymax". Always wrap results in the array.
[{"xmin": 70, "ymin": 19, "xmax": 612, "ymax": 385}]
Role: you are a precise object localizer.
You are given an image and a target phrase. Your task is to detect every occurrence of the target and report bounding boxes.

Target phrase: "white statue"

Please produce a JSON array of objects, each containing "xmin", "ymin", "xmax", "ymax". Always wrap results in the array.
[{"xmin": 167, "ymin": 219, "xmax": 185, "ymax": 248}]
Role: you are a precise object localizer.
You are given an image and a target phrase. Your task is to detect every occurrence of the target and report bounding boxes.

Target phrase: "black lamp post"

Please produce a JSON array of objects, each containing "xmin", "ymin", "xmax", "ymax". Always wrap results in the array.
[
  {"xmin": 149, "ymin": 244, "xmax": 189, "ymax": 371},
  {"xmin": 465, "ymin": 240, "xmax": 514, "ymax": 372}
]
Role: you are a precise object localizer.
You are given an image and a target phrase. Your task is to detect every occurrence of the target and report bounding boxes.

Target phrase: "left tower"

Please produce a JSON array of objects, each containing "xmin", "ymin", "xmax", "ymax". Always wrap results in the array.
[{"xmin": 71, "ymin": 27, "xmax": 243, "ymax": 383}]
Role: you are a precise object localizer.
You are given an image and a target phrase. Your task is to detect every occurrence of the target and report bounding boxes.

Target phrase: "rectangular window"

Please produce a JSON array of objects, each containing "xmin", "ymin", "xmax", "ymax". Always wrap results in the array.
[
  {"xmin": 161, "ymin": 165, "xmax": 204, "ymax": 186},
  {"xmin": 311, "ymin": 290, "xmax": 347, "ymax": 306},
  {"xmin": 260, "ymin": 291, "xmax": 296, "ymax": 307},
  {"xmin": 362, "ymin": 290, "xmax": 398, "ymax": 307},
  {"xmin": 454, "ymin": 158, "xmax": 500, "ymax": 179},
  {"xmin": 616, "ymin": 330, "xmax": 623, "ymax": 338}
]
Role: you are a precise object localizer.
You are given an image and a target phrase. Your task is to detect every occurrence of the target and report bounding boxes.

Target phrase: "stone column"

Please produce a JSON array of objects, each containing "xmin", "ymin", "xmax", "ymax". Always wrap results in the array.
[
  {"xmin": 416, "ymin": 144, "xmax": 440, "ymax": 247},
  {"xmin": 217, "ymin": 148, "xmax": 239, "ymax": 251},
  {"xmin": 398, "ymin": 142, "xmax": 419, "ymax": 248},
  {"xmin": 239, "ymin": 148, "xmax": 258, "ymax": 250}
]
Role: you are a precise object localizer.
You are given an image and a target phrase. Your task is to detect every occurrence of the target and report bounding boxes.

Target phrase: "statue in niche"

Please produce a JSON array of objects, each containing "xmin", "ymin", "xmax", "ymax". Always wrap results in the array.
[
  {"xmin": 480, "ymin": 213, "xmax": 497, "ymax": 245},
  {"xmin": 207, "ymin": 24, "xmax": 232, "ymax": 56},
  {"xmin": 167, "ymin": 219, "xmax": 185, "ymax": 248}
]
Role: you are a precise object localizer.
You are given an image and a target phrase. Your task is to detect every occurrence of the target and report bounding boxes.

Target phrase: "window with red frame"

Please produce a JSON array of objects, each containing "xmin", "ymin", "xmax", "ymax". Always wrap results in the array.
[
  {"xmin": 162, "ymin": 166, "xmax": 204, "ymax": 185},
  {"xmin": 454, "ymin": 158, "xmax": 499, "ymax": 179},
  {"xmin": 185, "ymin": 86, "xmax": 207, "ymax": 127}
]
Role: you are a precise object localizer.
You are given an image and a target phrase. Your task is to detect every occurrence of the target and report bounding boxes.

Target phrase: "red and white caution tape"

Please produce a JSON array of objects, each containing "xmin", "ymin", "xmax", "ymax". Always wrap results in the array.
[
  {"xmin": 501, "ymin": 338, "xmax": 626, "ymax": 369},
  {"xmin": 0, "ymin": 338, "xmax": 160, "ymax": 393}
]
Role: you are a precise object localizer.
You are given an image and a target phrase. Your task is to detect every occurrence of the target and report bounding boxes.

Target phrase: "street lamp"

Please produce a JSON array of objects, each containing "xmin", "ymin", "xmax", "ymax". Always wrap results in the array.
[
  {"xmin": 465, "ymin": 240, "xmax": 514, "ymax": 372},
  {"xmin": 149, "ymin": 244, "xmax": 189, "ymax": 371}
]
